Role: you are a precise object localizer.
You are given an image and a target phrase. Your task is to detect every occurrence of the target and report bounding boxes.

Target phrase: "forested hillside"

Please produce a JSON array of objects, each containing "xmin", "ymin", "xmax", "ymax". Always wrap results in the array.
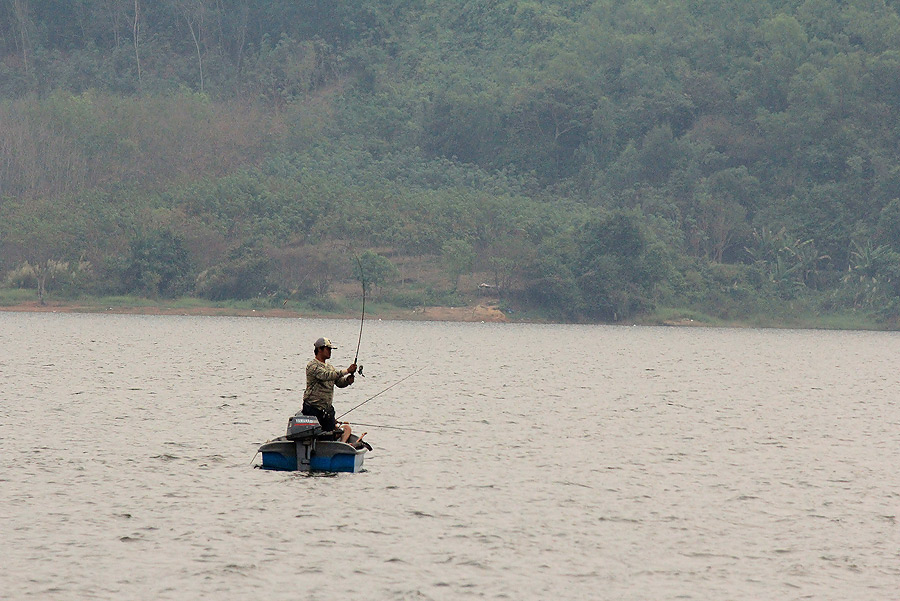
[{"xmin": 3, "ymin": 0, "xmax": 900, "ymax": 324}]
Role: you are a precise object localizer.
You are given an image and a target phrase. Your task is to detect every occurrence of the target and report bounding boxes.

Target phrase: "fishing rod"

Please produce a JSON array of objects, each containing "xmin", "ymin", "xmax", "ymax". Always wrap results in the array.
[
  {"xmin": 338, "ymin": 366, "xmax": 426, "ymax": 419},
  {"xmin": 353, "ymin": 254, "xmax": 366, "ymax": 376}
]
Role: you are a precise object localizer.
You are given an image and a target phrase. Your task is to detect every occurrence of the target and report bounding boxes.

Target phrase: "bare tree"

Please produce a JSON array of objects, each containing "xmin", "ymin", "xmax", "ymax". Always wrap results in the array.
[
  {"xmin": 7, "ymin": 0, "xmax": 31, "ymax": 77},
  {"xmin": 103, "ymin": 0, "xmax": 131, "ymax": 50},
  {"xmin": 133, "ymin": 0, "xmax": 142, "ymax": 88},
  {"xmin": 233, "ymin": 0, "xmax": 249, "ymax": 77},
  {"xmin": 179, "ymin": 0, "xmax": 206, "ymax": 93}
]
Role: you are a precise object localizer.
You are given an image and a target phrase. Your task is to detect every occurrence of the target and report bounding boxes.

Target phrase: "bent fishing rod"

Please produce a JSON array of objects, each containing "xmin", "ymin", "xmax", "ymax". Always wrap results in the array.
[
  {"xmin": 353, "ymin": 254, "xmax": 366, "ymax": 375},
  {"xmin": 338, "ymin": 366, "xmax": 426, "ymax": 419}
]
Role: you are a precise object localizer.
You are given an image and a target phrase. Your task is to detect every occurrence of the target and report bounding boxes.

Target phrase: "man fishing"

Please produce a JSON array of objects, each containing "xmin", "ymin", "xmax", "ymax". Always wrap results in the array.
[{"xmin": 300, "ymin": 337, "xmax": 358, "ymax": 445}]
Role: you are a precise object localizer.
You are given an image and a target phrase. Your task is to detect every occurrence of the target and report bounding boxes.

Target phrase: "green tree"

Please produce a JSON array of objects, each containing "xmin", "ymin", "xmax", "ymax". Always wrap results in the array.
[
  {"xmin": 876, "ymin": 198, "xmax": 900, "ymax": 251},
  {"xmin": 0, "ymin": 196, "xmax": 88, "ymax": 303},
  {"xmin": 574, "ymin": 210, "xmax": 670, "ymax": 321},
  {"xmin": 693, "ymin": 167, "xmax": 758, "ymax": 262},
  {"xmin": 121, "ymin": 230, "xmax": 192, "ymax": 298},
  {"xmin": 521, "ymin": 254, "xmax": 579, "ymax": 319},
  {"xmin": 354, "ymin": 250, "xmax": 398, "ymax": 296},
  {"xmin": 441, "ymin": 239, "xmax": 475, "ymax": 292}
]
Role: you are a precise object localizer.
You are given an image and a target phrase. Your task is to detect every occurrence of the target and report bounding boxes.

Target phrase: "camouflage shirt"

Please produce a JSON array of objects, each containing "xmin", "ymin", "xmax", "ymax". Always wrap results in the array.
[{"xmin": 302, "ymin": 358, "xmax": 351, "ymax": 411}]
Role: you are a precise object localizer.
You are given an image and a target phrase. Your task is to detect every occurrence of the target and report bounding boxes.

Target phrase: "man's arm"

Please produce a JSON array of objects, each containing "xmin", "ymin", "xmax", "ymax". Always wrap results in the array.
[{"xmin": 308, "ymin": 361, "xmax": 345, "ymax": 382}]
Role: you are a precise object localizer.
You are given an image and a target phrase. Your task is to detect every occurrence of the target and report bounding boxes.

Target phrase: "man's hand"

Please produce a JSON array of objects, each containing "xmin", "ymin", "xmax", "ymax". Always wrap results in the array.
[
  {"xmin": 347, "ymin": 363, "xmax": 357, "ymax": 374},
  {"xmin": 346, "ymin": 374, "xmax": 355, "ymax": 385}
]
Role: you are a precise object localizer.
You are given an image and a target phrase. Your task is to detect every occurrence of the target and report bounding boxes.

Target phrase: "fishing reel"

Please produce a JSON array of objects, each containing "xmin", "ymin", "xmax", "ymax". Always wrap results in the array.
[{"xmin": 357, "ymin": 365, "xmax": 365, "ymax": 377}]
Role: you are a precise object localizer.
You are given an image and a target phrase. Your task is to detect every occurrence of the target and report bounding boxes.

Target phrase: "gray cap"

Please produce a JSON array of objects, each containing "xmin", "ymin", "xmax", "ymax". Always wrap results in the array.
[{"xmin": 314, "ymin": 337, "xmax": 337, "ymax": 349}]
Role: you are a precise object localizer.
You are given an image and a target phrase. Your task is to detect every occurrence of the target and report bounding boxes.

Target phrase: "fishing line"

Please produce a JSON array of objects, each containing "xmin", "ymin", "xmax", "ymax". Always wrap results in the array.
[
  {"xmin": 343, "ymin": 422, "xmax": 443, "ymax": 434},
  {"xmin": 338, "ymin": 366, "xmax": 426, "ymax": 419},
  {"xmin": 281, "ymin": 269, "xmax": 313, "ymax": 307}
]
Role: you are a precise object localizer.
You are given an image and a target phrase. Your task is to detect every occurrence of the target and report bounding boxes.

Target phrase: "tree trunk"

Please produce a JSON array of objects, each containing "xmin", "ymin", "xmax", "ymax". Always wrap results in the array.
[
  {"xmin": 133, "ymin": 0, "xmax": 142, "ymax": 89},
  {"xmin": 36, "ymin": 264, "xmax": 47, "ymax": 305},
  {"xmin": 185, "ymin": 13, "xmax": 204, "ymax": 93},
  {"xmin": 9, "ymin": 0, "xmax": 31, "ymax": 77}
]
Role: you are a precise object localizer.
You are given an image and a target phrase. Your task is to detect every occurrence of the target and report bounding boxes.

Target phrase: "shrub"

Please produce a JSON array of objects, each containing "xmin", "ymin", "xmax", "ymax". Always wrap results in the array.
[
  {"xmin": 383, "ymin": 290, "xmax": 427, "ymax": 309},
  {"xmin": 308, "ymin": 295, "xmax": 340, "ymax": 312},
  {"xmin": 196, "ymin": 252, "xmax": 273, "ymax": 300}
]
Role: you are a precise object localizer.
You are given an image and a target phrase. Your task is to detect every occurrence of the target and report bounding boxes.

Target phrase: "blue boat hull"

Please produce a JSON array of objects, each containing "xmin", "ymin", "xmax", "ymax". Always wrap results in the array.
[{"xmin": 259, "ymin": 437, "xmax": 366, "ymax": 473}]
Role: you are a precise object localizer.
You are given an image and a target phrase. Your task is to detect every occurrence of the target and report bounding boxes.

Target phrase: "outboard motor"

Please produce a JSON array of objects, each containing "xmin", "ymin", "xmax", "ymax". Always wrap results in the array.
[{"xmin": 286, "ymin": 415, "xmax": 323, "ymax": 440}]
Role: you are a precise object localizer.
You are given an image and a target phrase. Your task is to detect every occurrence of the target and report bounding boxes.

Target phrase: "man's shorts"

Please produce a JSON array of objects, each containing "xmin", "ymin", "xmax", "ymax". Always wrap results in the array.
[{"xmin": 301, "ymin": 403, "xmax": 338, "ymax": 432}]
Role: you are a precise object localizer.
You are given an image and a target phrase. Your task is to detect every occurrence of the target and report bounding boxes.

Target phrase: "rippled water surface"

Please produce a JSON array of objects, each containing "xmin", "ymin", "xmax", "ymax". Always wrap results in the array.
[{"xmin": 2, "ymin": 311, "xmax": 899, "ymax": 600}]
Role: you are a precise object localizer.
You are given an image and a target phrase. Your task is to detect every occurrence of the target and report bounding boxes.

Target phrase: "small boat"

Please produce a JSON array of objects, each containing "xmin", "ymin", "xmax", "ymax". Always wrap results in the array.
[{"xmin": 257, "ymin": 415, "xmax": 368, "ymax": 473}]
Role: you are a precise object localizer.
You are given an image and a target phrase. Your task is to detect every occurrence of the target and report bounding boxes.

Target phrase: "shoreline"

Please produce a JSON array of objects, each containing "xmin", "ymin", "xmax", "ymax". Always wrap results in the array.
[
  {"xmin": 0, "ymin": 299, "xmax": 512, "ymax": 323},
  {"xmin": 1, "ymin": 298, "xmax": 892, "ymax": 331}
]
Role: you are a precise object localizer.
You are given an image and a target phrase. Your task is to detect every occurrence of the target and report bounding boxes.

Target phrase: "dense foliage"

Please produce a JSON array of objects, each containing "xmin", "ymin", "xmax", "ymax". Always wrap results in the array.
[{"xmin": 3, "ymin": 0, "xmax": 900, "ymax": 323}]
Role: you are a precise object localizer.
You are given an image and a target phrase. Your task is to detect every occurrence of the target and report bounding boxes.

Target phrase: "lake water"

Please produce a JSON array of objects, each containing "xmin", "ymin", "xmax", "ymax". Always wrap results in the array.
[{"xmin": 1, "ymin": 311, "xmax": 898, "ymax": 600}]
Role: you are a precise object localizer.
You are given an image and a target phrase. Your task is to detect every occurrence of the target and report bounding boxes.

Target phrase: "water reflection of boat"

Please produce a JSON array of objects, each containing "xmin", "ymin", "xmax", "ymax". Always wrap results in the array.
[{"xmin": 257, "ymin": 415, "xmax": 368, "ymax": 473}]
